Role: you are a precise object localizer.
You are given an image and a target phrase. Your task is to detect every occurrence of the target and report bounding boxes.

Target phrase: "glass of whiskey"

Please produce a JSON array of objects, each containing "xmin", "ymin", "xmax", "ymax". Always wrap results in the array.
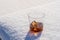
[{"xmin": 28, "ymin": 10, "xmax": 44, "ymax": 36}]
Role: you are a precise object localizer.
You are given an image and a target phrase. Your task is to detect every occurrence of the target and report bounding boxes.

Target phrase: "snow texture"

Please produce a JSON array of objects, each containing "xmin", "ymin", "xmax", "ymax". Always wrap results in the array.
[{"xmin": 0, "ymin": 0, "xmax": 60, "ymax": 40}]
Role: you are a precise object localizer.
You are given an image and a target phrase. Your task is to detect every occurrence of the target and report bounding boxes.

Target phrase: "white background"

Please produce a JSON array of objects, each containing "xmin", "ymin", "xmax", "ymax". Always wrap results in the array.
[{"xmin": 0, "ymin": 0, "xmax": 57, "ymax": 15}]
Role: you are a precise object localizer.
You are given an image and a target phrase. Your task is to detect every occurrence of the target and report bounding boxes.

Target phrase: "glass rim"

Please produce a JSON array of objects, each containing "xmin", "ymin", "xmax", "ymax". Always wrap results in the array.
[{"xmin": 27, "ymin": 11, "xmax": 45, "ymax": 19}]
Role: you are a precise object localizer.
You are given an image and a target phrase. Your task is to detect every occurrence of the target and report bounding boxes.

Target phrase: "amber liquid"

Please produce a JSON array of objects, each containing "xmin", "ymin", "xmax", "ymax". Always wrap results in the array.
[{"xmin": 30, "ymin": 21, "xmax": 43, "ymax": 34}]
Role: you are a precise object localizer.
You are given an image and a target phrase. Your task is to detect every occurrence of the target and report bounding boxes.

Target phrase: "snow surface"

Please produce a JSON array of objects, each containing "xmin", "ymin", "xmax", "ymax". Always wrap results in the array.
[
  {"xmin": 0, "ymin": 0, "xmax": 57, "ymax": 16},
  {"xmin": 0, "ymin": 0, "xmax": 60, "ymax": 40}
]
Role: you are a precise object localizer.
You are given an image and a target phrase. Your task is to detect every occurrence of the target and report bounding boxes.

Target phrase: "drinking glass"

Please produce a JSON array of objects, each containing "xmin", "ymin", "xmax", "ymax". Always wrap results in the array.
[{"xmin": 27, "ymin": 10, "xmax": 45, "ymax": 37}]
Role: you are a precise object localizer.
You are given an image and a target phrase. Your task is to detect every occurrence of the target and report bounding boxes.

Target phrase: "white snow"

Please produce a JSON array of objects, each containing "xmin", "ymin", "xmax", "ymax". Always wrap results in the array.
[
  {"xmin": 0, "ymin": 0, "xmax": 57, "ymax": 16},
  {"xmin": 0, "ymin": 0, "xmax": 60, "ymax": 40}
]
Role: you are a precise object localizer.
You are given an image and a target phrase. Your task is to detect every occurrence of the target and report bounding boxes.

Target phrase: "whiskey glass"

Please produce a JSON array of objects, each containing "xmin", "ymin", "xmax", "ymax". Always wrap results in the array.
[{"xmin": 27, "ymin": 10, "xmax": 45, "ymax": 36}]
